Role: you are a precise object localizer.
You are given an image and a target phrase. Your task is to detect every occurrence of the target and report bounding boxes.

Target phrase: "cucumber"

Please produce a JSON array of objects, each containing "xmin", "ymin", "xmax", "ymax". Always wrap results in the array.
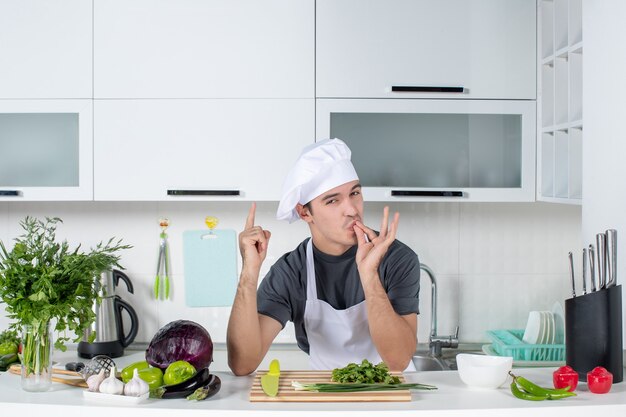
[{"xmin": 0, "ymin": 353, "xmax": 19, "ymax": 371}]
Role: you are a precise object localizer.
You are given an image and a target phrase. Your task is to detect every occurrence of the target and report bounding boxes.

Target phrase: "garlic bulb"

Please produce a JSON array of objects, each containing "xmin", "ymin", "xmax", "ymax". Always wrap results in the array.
[
  {"xmin": 123, "ymin": 368, "xmax": 150, "ymax": 397},
  {"xmin": 99, "ymin": 366, "xmax": 124, "ymax": 395},
  {"xmin": 86, "ymin": 368, "xmax": 106, "ymax": 392}
]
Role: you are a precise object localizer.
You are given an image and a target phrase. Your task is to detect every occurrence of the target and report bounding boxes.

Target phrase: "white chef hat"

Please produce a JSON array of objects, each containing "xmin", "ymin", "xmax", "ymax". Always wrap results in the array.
[{"xmin": 276, "ymin": 138, "xmax": 359, "ymax": 223}]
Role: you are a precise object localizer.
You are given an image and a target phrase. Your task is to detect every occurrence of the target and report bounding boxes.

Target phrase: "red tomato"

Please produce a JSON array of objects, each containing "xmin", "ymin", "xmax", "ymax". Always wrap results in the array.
[
  {"xmin": 553, "ymin": 365, "xmax": 579, "ymax": 391},
  {"xmin": 587, "ymin": 366, "xmax": 613, "ymax": 394}
]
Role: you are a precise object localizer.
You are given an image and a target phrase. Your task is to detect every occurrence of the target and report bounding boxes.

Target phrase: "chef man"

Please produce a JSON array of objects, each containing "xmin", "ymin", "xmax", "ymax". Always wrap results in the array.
[{"xmin": 226, "ymin": 138, "xmax": 420, "ymax": 375}]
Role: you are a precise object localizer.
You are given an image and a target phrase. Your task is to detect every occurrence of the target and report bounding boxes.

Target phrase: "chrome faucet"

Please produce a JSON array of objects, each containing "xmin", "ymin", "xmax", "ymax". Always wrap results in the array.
[{"xmin": 420, "ymin": 263, "xmax": 459, "ymax": 357}]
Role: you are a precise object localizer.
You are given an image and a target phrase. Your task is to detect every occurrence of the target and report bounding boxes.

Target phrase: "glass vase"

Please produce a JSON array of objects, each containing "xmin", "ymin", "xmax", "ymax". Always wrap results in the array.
[{"xmin": 20, "ymin": 321, "xmax": 52, "ymax": 392}]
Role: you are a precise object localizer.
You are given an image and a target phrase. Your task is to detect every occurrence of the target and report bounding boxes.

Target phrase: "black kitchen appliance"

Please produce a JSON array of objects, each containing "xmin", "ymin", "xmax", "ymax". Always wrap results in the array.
[{"xmin": 77, "ymin": 269, "xmax": 139, "ymax": 359}]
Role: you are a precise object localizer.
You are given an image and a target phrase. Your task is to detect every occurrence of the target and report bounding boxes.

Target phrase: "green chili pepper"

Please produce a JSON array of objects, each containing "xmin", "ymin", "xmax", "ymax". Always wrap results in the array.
[
  {"xmin": 509, "ymin": 372, "xmax": 576, "ymax": 401},
  {"xmin": 510, "ymin": 380, "xmax": 547, "ymax": 401}
]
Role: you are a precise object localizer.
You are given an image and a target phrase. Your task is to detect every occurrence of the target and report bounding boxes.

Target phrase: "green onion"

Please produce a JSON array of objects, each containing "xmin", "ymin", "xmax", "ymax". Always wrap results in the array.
[{"xmin": 291, "ymin": 381, "xmax": 437, "ymax": 392}]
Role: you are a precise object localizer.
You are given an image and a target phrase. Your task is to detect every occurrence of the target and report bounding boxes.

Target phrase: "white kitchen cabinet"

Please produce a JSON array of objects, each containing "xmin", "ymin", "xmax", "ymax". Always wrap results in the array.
[
  {"xmin": 0, "ymin": 100, "xmax": 93, "ymax": 201},
  {"xmin": 317, "ymin": 99, "xmax": 536, "ymax": 202},
  {"xmin": 94, "ymin": 99, "xmax": 314, "ymax": 201},
  {"xmin": 316, "ymin": 0, "xmax": 536, "ymax": 100},
  {"xmin": 537, "ymin": 0, "xmax": 583, "ymax": 204},
  {"xmin": 0, "ymin": 0, "xmax": 92, "ymax": 99},
  {"xmin": 94, "ymin": 0, "xmax": 314, "ymax": 99}
]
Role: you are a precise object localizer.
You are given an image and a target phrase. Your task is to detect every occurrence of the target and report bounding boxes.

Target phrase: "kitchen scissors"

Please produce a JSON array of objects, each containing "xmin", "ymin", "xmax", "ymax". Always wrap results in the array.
[{"xmin": 154, "ymin": 218, "xmax": 170, "ymax": 300}]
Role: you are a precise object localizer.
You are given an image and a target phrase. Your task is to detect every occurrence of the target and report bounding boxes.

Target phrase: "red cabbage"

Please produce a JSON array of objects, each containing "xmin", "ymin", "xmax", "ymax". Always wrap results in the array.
[{"xmin": 145, "ymin": 320, "xmax": 213, "ymax": 370}]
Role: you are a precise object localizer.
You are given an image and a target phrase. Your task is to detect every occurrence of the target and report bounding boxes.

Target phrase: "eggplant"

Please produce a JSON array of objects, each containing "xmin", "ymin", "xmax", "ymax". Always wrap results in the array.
[
  {"xmin": 186, "ymin": 374, "xmax": 221, "ymax": 401},
  {"xmin": 151, "ymin": 367, "xmax": 211, "ymax": 399}
]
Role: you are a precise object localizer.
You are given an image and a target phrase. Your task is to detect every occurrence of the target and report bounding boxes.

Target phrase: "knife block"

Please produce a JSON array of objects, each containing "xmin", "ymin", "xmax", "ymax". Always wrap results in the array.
[{"xmin": 565, "ymin": 285, "xmax": 623, "ymax": 383}]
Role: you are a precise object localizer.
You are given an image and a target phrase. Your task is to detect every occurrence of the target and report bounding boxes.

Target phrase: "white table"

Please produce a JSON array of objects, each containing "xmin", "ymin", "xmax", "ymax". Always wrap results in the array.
[{"xmin": 2, "ymin": 348, "xmax": 626, "ymax": 417}]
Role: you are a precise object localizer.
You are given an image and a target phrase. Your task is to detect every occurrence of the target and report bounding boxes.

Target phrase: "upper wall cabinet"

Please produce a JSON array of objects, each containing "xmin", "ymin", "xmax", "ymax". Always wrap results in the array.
[
  {"xmin": 93, "ymin": 99, "xmax": 313, "ymax": 201},
  {"xmin": 0, "ymin": 0, "xmax": 92, "ymax": 99},
  {"xmin": 94, "ymin": 0, "xmax": 314, "ymax": 99},
  {"xmin": 316, "ymin": 0, "xmax": 536, "ymax": 100},
  {"xmin": 0, "ymin": 100, "xmax": 93, "ymax": 201}
]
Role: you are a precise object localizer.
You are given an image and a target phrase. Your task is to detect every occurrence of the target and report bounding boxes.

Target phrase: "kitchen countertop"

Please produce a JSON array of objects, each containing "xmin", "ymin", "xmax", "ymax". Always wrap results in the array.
[{"xmin": 2, "ymin": 347, "xmax": 626, "ymax": 417}]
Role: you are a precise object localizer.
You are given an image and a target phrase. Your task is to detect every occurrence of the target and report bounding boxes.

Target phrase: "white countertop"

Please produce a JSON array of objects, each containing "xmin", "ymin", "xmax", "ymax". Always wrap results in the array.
[{"xmin": 2, "ymin": 348, "xmax": 626, "ymax": 417}]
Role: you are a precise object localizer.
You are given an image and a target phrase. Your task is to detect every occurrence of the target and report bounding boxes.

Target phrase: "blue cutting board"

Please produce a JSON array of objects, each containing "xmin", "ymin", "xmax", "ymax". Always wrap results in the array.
[{"xmin": 183, "ymin": 229, "xmax": 238, "ymax": 307}]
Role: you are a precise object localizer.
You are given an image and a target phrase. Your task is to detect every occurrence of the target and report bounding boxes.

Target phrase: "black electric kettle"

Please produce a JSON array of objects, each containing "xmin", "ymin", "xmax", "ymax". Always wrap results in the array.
[{"xmin": 78, "ymin": 269, "xmax": 139, "ymax": 359}]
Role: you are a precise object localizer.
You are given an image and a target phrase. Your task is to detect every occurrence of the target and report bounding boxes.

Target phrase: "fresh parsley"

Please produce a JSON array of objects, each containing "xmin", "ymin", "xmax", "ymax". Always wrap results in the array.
[
  {"xmin": 331, "ymin": 359, "xmax": 401, "ymax": 384},
  {"xmin": 0, "ymin": 216, "xmax": 131, "ymax": 351}
]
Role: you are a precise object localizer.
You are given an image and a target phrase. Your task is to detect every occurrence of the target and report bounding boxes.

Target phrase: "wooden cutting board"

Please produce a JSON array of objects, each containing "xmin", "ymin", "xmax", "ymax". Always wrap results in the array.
[
  {"xmin": 8, "ymin": 363, "xmax": 88, "ymax": 388},
  {"xmin": 249, "ymin": 370, "xmax": 411, "ymax": 402}
]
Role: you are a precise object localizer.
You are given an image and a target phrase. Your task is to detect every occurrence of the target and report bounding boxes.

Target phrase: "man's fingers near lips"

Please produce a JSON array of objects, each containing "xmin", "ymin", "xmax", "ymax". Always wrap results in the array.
[
  {"xmin": 355, "ymin": 221, "xmax": 377, "ymax": 241},
  {"xmin": 353, "ymin": 224, "xmax": 368, "ymax": 245}
]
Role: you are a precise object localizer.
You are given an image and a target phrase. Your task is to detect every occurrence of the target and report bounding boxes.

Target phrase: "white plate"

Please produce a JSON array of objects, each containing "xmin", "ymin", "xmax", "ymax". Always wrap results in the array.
[
  {"xmin": 83, "ymin": 390, "xmax": 149, "ymax": 404},
  {"xmin": 546, "ymin": 311, "xmax": 556, "ymax": 345},
  {"xmin": 552, "ymin": 302, "xmax": 565, "ymax": 344},
  {"xmin": 522, "ymin": 311, "xmax": 542, "ymax": 344}
]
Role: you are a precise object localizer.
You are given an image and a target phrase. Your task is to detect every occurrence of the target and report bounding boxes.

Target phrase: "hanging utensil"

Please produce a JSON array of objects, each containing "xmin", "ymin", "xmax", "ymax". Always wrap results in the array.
[
  {"xmin": 589, "ymin": 244, "xmax": 597, "ymax": 292},
  {"xmin": 154, "ymin": 218, "xmax": 171, "ymax": 300},
  {"xmin": 582, "ymin": 248, "xmax": 588, "ymax": 295},
  {"xmin": 568, "ymin": 251, "xmax": 576, "ymax": 298},
  {"xmin": 606, "ymin": 229, "xmax": 617, "ymax": 288},
  {"xmin": 596, "ymin": 233, "xmax": 607, "ymax": 290}
]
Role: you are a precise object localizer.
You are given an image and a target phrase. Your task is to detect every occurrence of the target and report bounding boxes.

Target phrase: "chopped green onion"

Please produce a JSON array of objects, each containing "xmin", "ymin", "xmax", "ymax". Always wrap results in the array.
[{"xmin": 291, "ymin": 381, "xmax": 437, "ymax": 392}]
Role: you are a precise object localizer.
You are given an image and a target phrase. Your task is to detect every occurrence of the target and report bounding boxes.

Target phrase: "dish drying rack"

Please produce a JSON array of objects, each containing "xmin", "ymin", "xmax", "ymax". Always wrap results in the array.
[{"xmin": 486, "ymin": 329, "xmax": 565, "ymax": 362}]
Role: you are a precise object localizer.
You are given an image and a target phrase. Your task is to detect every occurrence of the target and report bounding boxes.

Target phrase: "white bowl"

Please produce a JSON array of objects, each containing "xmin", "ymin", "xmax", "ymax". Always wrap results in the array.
[{"xmin": 456, "ymin": 353, "xmax": 513, "ymax": 389}]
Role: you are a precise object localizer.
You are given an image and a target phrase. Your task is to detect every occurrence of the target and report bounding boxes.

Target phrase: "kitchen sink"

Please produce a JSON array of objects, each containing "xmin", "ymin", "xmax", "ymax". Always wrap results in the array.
[
  {"xmin": 412, "ymin": 348, "xmax": 485, "ymax": 372},
  {"xmin": 412, "ymin": 355, "xmax": 452, "ymax": 371}
]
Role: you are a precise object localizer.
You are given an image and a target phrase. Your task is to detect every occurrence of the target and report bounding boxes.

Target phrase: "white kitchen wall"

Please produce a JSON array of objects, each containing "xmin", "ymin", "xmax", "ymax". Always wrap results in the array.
[
  {"xmin": 0, "ymin": 200, "xmax": 580, "ymax": 347},
  {"xmin": 582, "ymin": 0, "xmax": 626, "ymax": 344}
]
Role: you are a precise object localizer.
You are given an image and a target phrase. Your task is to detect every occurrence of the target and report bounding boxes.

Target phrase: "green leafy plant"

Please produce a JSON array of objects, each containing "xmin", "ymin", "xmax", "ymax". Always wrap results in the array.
[
  {"xmin": 0, "ymin": 216, "xmax": 131, "ymax": 376},
  {"xmin": 331, "ymin": 359, "xmax": 401, "ymax": 384}
]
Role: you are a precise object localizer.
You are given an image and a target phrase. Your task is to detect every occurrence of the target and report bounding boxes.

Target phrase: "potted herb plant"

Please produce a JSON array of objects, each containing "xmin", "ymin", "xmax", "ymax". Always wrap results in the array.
[{"xmin": 0, "ymin": 216, "xmax": 130, "ymax": 391}]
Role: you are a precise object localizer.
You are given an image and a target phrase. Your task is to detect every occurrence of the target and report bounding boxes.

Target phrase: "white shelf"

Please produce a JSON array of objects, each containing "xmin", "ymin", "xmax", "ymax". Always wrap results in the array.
[
  {"xmin": 536, "ymin": 196, "xmax": 582, "ymax": 205},
  {"xmin": 541, "ymin": 120, "xmax": 583, "ymax": 133},
  {"xmin": 537, "ymin": 0, "xmax": 583, "ymax": 204}
]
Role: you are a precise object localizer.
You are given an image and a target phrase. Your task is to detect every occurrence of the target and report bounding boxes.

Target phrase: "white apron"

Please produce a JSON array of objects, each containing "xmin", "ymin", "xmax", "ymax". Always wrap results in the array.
[{"xmin": 303, "ymin": 239, "xmax": 416, "ymax": 371}]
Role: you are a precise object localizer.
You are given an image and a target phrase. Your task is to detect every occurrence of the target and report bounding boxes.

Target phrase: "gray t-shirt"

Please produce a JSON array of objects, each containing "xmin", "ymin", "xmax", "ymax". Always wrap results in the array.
[{"xmin": 257, "ymin": 237, "xmax": 420, "ymax": 354}]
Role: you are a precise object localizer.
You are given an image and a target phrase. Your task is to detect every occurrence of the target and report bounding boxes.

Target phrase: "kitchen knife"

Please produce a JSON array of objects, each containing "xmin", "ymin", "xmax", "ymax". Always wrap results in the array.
[
  {"xmin": 582, "ymin": 248, "xmax": 588, "ymax": 295},
  {"xmin": 568, "ymin": 251, "xmax": 576, "ymax": 298},
  {"xmin": 596, "ymin": 233, "xmax": 608, "ymax": 289},
  {"xmin": 606, "ymin": 229, "xmax": 617, "ymax": 288},
  {"xmin": 589, "ymin": 244, "xmax": 597, "ymax": 292}
]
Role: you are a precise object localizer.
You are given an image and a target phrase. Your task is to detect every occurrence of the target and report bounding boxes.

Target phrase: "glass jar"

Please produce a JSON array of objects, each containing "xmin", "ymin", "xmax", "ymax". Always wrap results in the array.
[{"xmin": 20, "ymin": 321, "xmax": 52, "ymax": 392}]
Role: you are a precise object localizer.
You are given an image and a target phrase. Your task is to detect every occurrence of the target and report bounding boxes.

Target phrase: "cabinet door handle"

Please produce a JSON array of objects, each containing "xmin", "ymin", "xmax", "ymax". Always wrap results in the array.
[
  {"xmin": 391, "ymin": 190, "xmax": 464, "ymax": 197},
  {"xmin": 167, "ymin": 189, "xmax": 240, "ymax": 196},
  {"xmin": 0, "ymin": 190, "xmax": 22, "ymax": 197},
  {"xmin": 391, "ymin": 86, "xmax": 464, "ymax": 93}
]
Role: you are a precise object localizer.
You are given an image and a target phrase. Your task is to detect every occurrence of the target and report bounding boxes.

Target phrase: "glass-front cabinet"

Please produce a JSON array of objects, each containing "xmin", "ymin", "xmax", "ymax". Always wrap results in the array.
[
  {"xmin": 316, "ymin": 99, "xmax": 536, "ymax": 202},
  {"xmin": 0, "ymin": 100, "xmax": 93, "ymax": 201}
]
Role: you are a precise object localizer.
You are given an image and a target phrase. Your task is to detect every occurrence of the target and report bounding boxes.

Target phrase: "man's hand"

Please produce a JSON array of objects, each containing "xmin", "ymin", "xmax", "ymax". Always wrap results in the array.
[
  {"xmin": 353, "ymin": 206, "xmax": 399, "ymax": 279},
  {"xmin": 239, "ymin": 202, "xmax": 271, "ymax": 274}
]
